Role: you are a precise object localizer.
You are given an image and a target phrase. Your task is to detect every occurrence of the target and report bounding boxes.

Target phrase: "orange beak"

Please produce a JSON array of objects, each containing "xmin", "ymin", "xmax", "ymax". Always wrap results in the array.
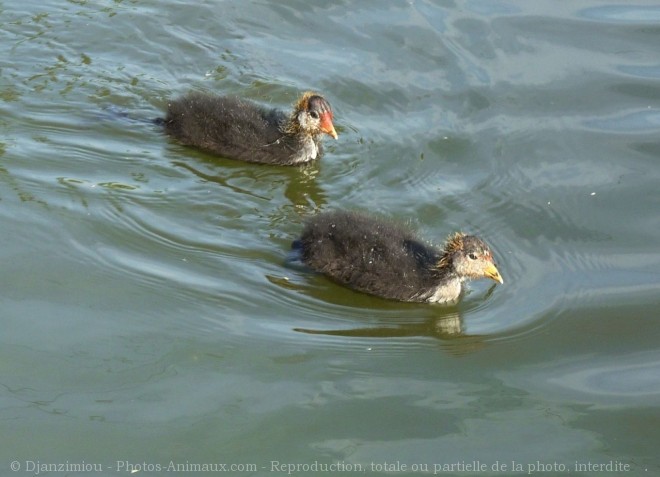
[{"xmin": 319, "ymin": 112, "xmax": 338, "ymax": 139}]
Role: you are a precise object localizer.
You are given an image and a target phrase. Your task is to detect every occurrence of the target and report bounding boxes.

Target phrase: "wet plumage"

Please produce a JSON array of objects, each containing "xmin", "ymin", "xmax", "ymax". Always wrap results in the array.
[
  {"xmin": 162, "ymin": 91, "xmax": 337, "ymax": 165},
  {"xmin": 293, "ymin": 211, "xmax": 503, "ymax": 303}
]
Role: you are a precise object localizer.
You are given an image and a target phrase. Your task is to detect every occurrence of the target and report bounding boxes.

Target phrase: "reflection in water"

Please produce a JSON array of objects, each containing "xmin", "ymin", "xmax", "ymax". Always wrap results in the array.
[
  {"xmin": 272, "ymin": 256, "xmax": 498, "ymax": 354},
  {"xmin": 295, "ymin": 312, "xmax": 464, "ymax": 338},
  {"xmin": 512, "ymin": 351, "xmax": 660, "ymax": 405},
  {"xmin": 173, "ymin": 160, "xmax": 271, "ymax": 200},
  {"xmin": 283, "ymin": 165, "xmax": 325, "ymax": 212},
  {"xmin": 97, "ymin": 104, "xmax": 329, "ymax": 211},
  {"xmin": 583, "ymin": 109, "xmax": 660, "ymax": 133},
  {"xmin": 578, "ymin": 5, "xmax": 660, "ymax": 22},
  {"xmin": 294, "ymin": 312, "xmax": 486, "ymax": 355},
  {"xmin": 171, "ymin": 157, "xmax": 327, "ymax": 213},
  {"xmin": 0, "ymin": 160, "xmax": 49, "ymax": 207}
]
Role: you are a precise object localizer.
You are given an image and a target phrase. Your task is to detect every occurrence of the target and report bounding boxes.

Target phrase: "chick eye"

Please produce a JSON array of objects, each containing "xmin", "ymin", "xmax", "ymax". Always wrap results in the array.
[
  {"xmin": 309, "ymin": 111, "xmax": 320, "ymax": 119},
  {"xmin": 468, "ymin": 253, "xmax": 478, "ymax": 260}
]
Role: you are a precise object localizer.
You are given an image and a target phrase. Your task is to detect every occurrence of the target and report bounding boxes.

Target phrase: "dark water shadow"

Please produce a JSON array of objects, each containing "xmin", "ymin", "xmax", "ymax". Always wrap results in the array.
[
  {"xmin": 171, "ymin": 155, "xmax": 327, "ymax": 212},
  {"xmin": 294, "ymin": 311, "xmax": 487, "ymax": 355}
]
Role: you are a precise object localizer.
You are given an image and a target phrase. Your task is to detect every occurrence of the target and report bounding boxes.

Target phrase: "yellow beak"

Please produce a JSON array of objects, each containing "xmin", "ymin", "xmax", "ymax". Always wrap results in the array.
[{"xmin": 484, "ymin": 263, "xmax": 503, "ymax": 284}]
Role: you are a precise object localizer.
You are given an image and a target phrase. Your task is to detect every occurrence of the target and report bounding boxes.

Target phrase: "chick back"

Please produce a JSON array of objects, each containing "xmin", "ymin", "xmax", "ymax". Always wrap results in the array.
[
  {"xmin": 296, "ymin": 211, "xmax": 442, "ymax": 301},
  {"xmin": 164, "ymin": 93, "xmax": 297, "ymax": 164}
]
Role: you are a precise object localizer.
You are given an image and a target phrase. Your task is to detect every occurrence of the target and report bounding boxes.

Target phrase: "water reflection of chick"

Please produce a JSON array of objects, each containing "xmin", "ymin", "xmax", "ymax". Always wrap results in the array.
[
  {"xmin": 291, "ymin": 210, "xmax": 503, "ymax": 303},
  {"xmin": 294, "ymin": 312, "xmax": 487, "ymax": 355},
  {"xmin": 161, "ymin": 91, "xmax": 338, "ymax": 165},
  {"xmin": 171, "ymin": 157, "xmax": 327, "ymax": 212},
  {"xmin": 295, "ymin": 312, "xmax": 464, "ymax": 338}
]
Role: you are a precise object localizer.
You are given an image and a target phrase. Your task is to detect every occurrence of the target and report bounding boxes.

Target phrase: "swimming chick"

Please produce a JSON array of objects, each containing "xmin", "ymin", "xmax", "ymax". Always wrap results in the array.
[
  {"xmin": 162, "ymin": 91, "xmax": 337, "ymax": 165},
  {"xmin": 292, "ymin": 210, "xmax": 503, "ymax": 303}
]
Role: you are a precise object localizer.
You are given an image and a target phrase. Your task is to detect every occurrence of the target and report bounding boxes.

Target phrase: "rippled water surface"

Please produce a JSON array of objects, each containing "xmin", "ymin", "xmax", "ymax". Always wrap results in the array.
[{"xmin": 1, "ymin": 0, "xmax": 659, "ymax": 475}]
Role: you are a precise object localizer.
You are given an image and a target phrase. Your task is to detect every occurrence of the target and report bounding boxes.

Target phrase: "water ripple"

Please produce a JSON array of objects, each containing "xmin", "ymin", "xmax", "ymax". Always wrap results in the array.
[
  {"xmin": 583, "ymin": 108, "xmax": 660, "ymax": 133},
  {"xmin": 579, "ymin": 5, "xmax": 660, "ymax": 23},
  {"xmin": 501, "ymin": 351, "xmax": 660, "ymax": 409}
]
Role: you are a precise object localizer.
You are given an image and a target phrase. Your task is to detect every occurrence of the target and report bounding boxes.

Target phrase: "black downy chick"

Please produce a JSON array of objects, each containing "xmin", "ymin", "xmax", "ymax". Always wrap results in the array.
[
  {"xmin": 293, "ymin": 210, "xmax": 503, "ymax": 303},
  {"xmin": 162, "ymin": 91, "xmax": 337, "ymax": 165}
]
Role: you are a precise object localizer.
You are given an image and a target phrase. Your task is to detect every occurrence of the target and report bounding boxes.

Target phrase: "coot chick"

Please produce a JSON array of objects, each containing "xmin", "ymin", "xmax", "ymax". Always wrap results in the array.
[
  {"xmin": 292, "ymin": 211, "xmax": 503, "ymax": 303},
  {"xmin": 162, "ymin": 91, "xmax": 338, "ymax": 165}
]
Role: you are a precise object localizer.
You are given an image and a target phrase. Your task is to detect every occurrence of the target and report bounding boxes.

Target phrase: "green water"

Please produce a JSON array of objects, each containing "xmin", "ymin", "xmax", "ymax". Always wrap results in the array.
[{"xmin": 1, "ymin": 1, "xmax": 659, "ymax": 476}]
